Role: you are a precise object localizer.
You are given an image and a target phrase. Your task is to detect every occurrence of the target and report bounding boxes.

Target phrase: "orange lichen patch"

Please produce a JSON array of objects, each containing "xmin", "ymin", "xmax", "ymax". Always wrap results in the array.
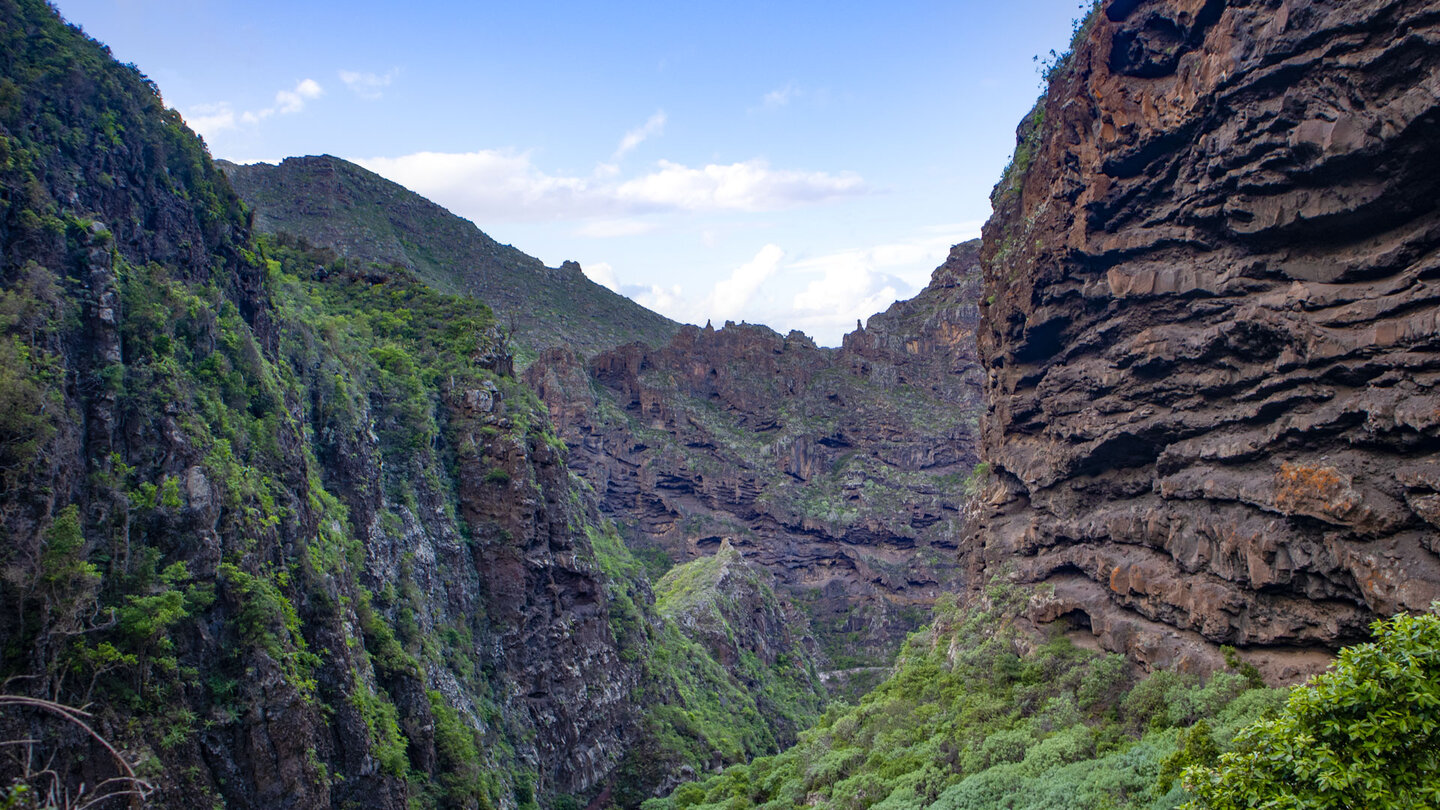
[
  {"xmin": 1109, "ymin": 565, "xmax": 1124, "ymax": 593},
  {"xmin": 1275, "ymin": 462, "xmax": 1344, "ymax": 504},
  {"xmin": 1273, "ymin": 462, "xmax": 1361, "ymax": 520}
]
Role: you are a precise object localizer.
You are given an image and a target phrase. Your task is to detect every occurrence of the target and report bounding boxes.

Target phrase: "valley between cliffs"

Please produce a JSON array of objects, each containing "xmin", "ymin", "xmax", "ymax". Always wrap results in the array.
[{"xmin": 1, "ymin": 0, "xmax": 1438, "ymax": 808}]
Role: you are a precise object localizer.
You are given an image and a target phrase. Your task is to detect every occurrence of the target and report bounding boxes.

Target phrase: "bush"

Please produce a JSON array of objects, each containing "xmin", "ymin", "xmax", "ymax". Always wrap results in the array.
[{"xmin": 1184, "ymin": 610, "xmax": 1440, "ymax": 809}]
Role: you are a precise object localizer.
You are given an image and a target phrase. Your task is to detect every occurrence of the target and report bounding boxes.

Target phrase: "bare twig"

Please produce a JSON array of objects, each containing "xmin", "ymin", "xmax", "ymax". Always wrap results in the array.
[{"xmin": 0, "ymin": 694, "xmax": 154, "ymax": 808}]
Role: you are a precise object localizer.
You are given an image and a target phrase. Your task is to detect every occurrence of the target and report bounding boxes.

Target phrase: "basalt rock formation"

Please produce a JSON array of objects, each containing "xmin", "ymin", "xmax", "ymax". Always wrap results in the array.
[
  {"xmin": 527, "ymin": 242, "xmax": 986, "ymax": 669},
  {"xmin": 220, "ymin": 155, "xmax": 680, "ymax": 364},
  {"xmin": 973, "ymin": 0, "xmax": 1440, "ymax": 681}
]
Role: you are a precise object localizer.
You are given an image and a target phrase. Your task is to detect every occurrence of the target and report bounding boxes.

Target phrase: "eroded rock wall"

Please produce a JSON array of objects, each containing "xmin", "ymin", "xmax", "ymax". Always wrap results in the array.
[
  {"xmin": 527, "ymin": 243, "xmax": 986, "ymax": 667},
  {"xmin": 974, "ymin": 0, "xmax": 1440, "ymax": 680}
]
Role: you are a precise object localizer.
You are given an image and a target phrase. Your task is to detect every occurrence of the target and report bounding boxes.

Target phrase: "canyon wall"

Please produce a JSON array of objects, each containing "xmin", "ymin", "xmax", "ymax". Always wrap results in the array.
[
  {"xmin": 527, "ymin": 242, "xmax": 986, "ymax": 668},
  {"xmin": 974, "ymin": 0, "xmax": 1440, "ymax": 681},
  {"xmin": 0, "ymin": 3, "xmax": 816, "ymax": 807}
]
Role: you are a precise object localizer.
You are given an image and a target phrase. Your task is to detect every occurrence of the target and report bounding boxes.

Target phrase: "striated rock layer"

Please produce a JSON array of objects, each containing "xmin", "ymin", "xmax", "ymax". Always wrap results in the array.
[
  {"xmin": 528, "ymin": 242, "xmax": 986, "ymax": 668},
  {"xmin": 973, "ymin": 0, "xmax": 1440, "ymax": 681}
]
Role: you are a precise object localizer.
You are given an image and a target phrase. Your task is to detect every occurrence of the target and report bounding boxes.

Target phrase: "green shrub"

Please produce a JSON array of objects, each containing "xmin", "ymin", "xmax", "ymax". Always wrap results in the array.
[{"xmin": 1184, "ymin": 610, "xmax": 1440, "ymax": 809}]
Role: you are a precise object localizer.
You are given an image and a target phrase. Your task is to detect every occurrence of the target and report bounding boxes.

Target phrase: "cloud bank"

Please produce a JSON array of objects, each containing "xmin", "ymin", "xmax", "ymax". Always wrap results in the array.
[
  {"xmin": 606, "ymin": 226, "xmax": 977, "ymax": 347},
  {"xmin": 355, "ymin": 151, "xmax": 867, "ymax": 222}
]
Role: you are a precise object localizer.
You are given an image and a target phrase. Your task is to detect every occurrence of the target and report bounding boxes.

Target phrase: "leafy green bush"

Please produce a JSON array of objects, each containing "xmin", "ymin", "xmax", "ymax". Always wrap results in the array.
[{"xmin": 1184, "ymin": 610, "xmax": 1440, "ymax": 809}]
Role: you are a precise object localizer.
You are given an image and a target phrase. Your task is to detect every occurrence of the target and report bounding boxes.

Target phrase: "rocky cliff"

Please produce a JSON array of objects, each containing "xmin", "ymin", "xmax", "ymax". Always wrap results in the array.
[
  {"xmin": 973, "ymin": 0, "xmax": 1440, "ymax": 681},
  {"xmin": 0, "ymin": 3, "xmax": 809, "ymax": 807},
  {"xmin": 214, "ymin": 138, "xmax": 990, "ymax": 674},
  {"xmin": 527, "ymin": 242, "xmax": 986, "ymax": 670},
  {"xmin": 220, "ymin": 156, "xmax": 680, "ymax": 364}
]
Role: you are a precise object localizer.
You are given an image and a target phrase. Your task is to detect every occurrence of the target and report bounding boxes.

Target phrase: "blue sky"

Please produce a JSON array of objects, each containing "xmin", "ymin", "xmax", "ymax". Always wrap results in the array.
[{"xmin": 56, "ymin": 0, "xmax": 1085, "ymax": 344}]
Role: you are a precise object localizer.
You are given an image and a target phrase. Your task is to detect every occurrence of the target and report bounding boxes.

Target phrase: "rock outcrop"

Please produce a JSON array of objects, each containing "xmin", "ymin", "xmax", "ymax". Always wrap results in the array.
[
  {"xmin": 654, "ymin": 540, "xmax": 825, "ymax": 744},
  {"xmin": 973, "ymin": 0, "xmax": 1440, "ymax": 681},
  {"xmin": 527, "ymin": 242, "xmax": 987, "ymax": 668}
]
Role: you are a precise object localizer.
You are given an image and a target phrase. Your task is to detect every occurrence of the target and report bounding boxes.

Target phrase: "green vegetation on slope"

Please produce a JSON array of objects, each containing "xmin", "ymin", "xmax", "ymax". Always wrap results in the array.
[
  {"xmin": 655, "ymin": 542, "xmax": 826, "ymax": 750},
  {"xmin": 14, "ymin": 226, "xmax": 539, "ymax": 806},
  {"xmin": 0, "ymin": 4, "xmax": 833, "ymax": 805},
  {"xmin": 589, "ymin": 530, "xmax": 829, "ymax": 809},
  {"xmin": 0, "ymin": 7, "xmax": 609, "ymax": 798},
  {"xmin": 645, "ymin": 587, "xmax": 1287, "ymax": 810},
  {"xmin": 220, "ymin": 156, "xmax": 680, "ymax": 365}
]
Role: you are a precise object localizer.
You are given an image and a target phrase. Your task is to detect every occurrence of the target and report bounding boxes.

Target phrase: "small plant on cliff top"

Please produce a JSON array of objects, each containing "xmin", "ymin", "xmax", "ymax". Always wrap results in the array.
[{"xmin": 962, "ymin": 461, "xmax": 993, "ymax": 497}]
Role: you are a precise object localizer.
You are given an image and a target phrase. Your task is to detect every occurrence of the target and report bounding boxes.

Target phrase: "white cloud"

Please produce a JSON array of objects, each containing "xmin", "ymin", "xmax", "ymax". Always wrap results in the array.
[
  {"xmin": 792, "ymin": 228, "xmax": 975, "ymax": 290},
  {"xmin": 761, "ymin": 82, "xmax": 800, "ymax": 109},
  {"xmin": 785, "ymin": 227, "xmax": 976, "ymax": 344},
  {"xmin": 575, "ymin": 219, "xmax": 658, "ymax": 238},
  {"xmin": 615, "ymin": 160, "xmax": 865, "ymax": 212},
  {"xmin": 354, "ymin": 151, "xmax": 867, "ymax": 222},
  {"xmin": 186, "ymin": 102, "xmax": 237, "ymax": 140},
  {"xmin": 614, "ymin": 111, "xmax": 667, "ymax": 160},
  {"xmin": 705, "ymin": 244, "xmax": 784, "ymax": 321},
  {"xmin": 339, "ymin": 69, "xmax": 397, "ymax": 100},
  {"xmin": 633, "ymin": 283, "xmax": 685, "ymax": 315},
  {"xmin": 185, "ymin": 78, "xmax": 323, "ymax": 140},
  {"xmin": 588, "ymin": 225, "xmax": 971, "ymax": 347},
  {"xmin": 274, "ymin": 78, "xmax": 323, "ymax": 113},
  {"xmin": 356, "ymin": 149, "xmax": 596, "ymax": 221},
  {"xmin": 791, "ymin": 268, "xmax": 908, "ymax": 341},
  {"xmin": 582, "ymin": 261, "xmax": 622, "ymax": 292}
]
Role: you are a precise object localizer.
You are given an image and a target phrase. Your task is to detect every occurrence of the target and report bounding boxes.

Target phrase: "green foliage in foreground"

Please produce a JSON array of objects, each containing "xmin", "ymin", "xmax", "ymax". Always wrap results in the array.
[
  {"xmin": 1184, "ymin": 610, "xmax": 1440, "ymax": 810},
  {"xmin": 645, "ymin": 589, "xmax": 1285, "ymax": 810}
]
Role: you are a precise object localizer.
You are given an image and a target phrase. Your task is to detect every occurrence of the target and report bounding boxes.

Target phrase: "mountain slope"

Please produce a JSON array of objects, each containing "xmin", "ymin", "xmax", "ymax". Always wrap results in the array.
[
  {"xmin": 645, "ymin": 589, "xmax": 1285, "ymax": 810},
  {"xmin": 219, "ymin": 155, "xmax": 681, "ymax": 364},
  {"xmin": 971, "ymin": 0, "xmax": 1440, "ymax": 680}
]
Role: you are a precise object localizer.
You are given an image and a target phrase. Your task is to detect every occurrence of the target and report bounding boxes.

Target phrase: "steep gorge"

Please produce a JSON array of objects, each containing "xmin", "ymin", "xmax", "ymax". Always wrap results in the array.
[
  {"xmin": 7, "ymin": 0, "xmax": 1440, "ymax": 806},
  {"xmin": 228, "ymin": 155, "xmax": 991, "ymax": 672},
  {"xmin": 972, "ymin": 0, "xmax": 1440, "ymax": 680},
  {"xmin": 526, "ymin": 242, "xmax": 986, "ymax": 671}
]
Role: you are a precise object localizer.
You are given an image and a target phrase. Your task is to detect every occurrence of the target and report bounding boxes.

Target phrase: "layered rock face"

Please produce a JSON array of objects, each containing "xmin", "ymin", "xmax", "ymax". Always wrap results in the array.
[
  {"xmin": 527, "ymin": 243, "xmax": 986, "ymax": 667},
  {"xmin": 974, "ymin": 0, "xmax": 1440, "ymax": 680}
]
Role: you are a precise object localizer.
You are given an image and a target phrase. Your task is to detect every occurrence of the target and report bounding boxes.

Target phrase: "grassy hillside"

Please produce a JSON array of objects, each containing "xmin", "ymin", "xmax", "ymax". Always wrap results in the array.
[{"xmin": 220, "ymin": 156, "xmax": 680, "ymax": 365}]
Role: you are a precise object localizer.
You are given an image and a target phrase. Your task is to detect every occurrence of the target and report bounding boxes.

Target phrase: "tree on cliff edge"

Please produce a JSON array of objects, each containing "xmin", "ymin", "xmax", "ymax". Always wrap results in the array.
[{"xmin": 1184, "ymin": 609, "xmax": 1440, "ymax": 809}]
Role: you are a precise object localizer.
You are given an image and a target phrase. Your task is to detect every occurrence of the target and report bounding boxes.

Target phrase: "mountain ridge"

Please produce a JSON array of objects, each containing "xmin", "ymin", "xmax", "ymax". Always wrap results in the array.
[
  {"xmin": 219, "ymin": 154, "xmax": 681, "ymax": 364},
  {"xmin": 222, "ymin": 149, "xmax": 990, "ymax": 674},
  {"xmin": 526, "ymin": 241, "xmax": 986, "ymax": 674}
]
